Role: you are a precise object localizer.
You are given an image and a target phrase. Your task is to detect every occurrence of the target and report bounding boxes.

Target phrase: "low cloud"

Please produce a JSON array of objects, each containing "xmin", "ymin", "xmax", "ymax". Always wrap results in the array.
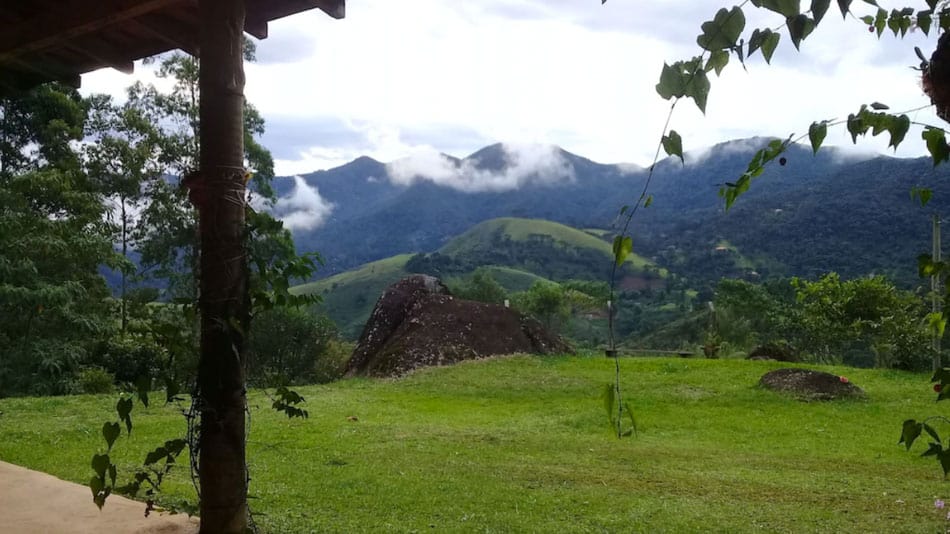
[
  {"xmin": 271, "ymin": 176, "xmax": 334, "ymax": 231},
  {"xmin": 385, "ymin": 143, "xmax": 575, "ymax": 193}
]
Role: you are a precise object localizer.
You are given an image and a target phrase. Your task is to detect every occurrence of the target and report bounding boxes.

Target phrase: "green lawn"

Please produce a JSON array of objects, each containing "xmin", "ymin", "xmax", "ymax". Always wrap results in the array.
[{"xmin": 1, "ymin": 356, "xmax": 948, "ymax": 533}]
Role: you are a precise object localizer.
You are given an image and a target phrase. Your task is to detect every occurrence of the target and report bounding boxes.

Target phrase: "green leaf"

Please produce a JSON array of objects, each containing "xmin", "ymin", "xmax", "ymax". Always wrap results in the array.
[
  {"xmin": 811, "ymin": 0, "xmax": 830, "ymax": 23},
  {"xmin": 919, "ymin": 10, "xmax": 933, "ymax": 35},
  {"xmin": 102, "ymin": 422, "xmax": 121, "ymax": 450},
  {"xmin": 612, "ymin": 235, "xmax": 633, "ymax": 267},
  {"xmin": 656, "ymin": 62, "xmax": 687, "ymax": 100},
  {"xmin": 889, "ymin": 114, "xmax": 910, "ymax": 149},
  {"xmin": 165, "ymin": 377, "xmax": 181, "ymax": 404},
  {"xmin": 644, "ymin": 195, "xmax": 653, "ymax": 208},
  {"xmin": 752, "ymin": 0, "xmax": 801, "ymax": 18},
  {"xmin": 927, "ymin": 312, "xmax": 947, "ymax": 338},
  {"xmin": 116, "ymin": 396, "xmax": 133, "ymax": 435},
  {"xmin": 808, "ymin": 121, "xmax": 827, "ymax": 154},
  {"xmin": 836, "ymin": 0, "xmax": 852, "ymax": 18},
  {"xmin": 686, "ymin": 68, "xmax": 711, "ymax": 113},
  {"xmin": 135, "ymin": 375, "xmax": 150, "ymax": 408},
  {"xmin": 938, "ymin": 449, "xmax": 950, "ymax": 477},
  {"xmin": 761, "ymin": 31, "xmax": 781, "ymax": 63},
  {"xmin": 165, "ymin": 439, "xmax": 188, "ymax": 457},
  {"xmin": 697, "ymin": 7, "xmax": 746, "ymax": 51},
  {"xmin": 874, "ymin": 8, "xmax": 887, "ymax": 36},
  {"xmin": 90, "ymin": 476, "xmax": 108, "ymax": 509},
  {"xmin": 705, "ymin": 49, "xmax": 730, "ymax": 75},
  {"xmin": 846, "ymin": 111, "xmax": 866, "ymax": 143},
  {"xmin": 144, "ymin": 446, "xmax": 168, "ymax": 466},
  {"xmin": 932, "ymin": 368, "xmax": 950, "ymax": 384},
  {"xmin": 922, "ymin": 127, "xmax": 950, "ymax": 167},
  {"xmin": 91, "ymin": 453, "xmax": 111, "ymax": 478},
  {"xmin": 923, "ymin": 441, "xmax": 943, "ymax": 456},
  {"xmin": 924, "ymin": 423, "xmax": 942, "ymax": 443},
  {"xmin": 899, "ymin": 419, "xmax": 923, "ymax": 450},
  {"xmin": 912, "ymin": 187, "xmax": 934, "ymax": 207},
  {"xmin": 887, "ymin": 10, "xmax": 901, "ymax": 36},
  {"xmin": 918, "ymin": 253, "xmax": 938, "ymax": 277},
  {"xmin": 787, "ymin": 14, "xmax": 816, "ymax": 50},
  {"xmin": 748, "ymin": 28, "xmax": 767, "ymax": 57},
  {"xmin": 662, "ymin": 130, "xmax": 684, "ymax": 163}
]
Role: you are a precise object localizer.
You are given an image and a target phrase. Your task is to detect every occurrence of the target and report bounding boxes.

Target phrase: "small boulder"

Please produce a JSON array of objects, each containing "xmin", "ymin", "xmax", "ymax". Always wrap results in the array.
[
  {"xmin": 345, "ymin": 275, "xmax": 571, "ymax": 377},
  {"xmin": 759, "ymin": 368, "xmax": 864, "ymax": 401}
]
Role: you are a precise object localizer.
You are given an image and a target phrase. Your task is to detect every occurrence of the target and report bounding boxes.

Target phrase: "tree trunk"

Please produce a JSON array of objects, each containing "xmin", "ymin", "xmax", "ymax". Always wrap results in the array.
[{"xmin": 194, "ymin": 0, "xmax": 248, "ymax": 532}]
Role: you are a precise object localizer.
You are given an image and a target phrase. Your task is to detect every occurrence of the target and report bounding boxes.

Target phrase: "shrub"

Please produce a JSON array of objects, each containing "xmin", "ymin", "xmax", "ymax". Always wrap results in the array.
[
  {"xmin": 247, "ymin": 307, "xmax": 338, "ymax": 387},
  {"xmin": 78, "ymin": 367, "xmax": 115, "ymax": 394}
]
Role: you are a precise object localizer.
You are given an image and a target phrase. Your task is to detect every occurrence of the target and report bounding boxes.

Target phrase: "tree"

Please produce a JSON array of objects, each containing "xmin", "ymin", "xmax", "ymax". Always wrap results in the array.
[
  {"xmin": 84, "ymin": 93, "xmax": 170, "ymax": 331},
  {"xmin": 513, "ymin": 281, "xmax": 571, "ymax": 332},
  {"xmin": 0, "ymin": 84, "xmax": 117, "ymax": 396},
  {"xmin": 0, "ymin": 83, "xmax": 85, "ymax": 177},
  {"xmin": 793, "ymin": 273, "xmax": 929, "ymax": 368},
  {"xmin": 452, "ymin": 267, "xmax": 508, "ymax": 304},
  {"xmin": 247, "ymin": 307, "xmax": 338, "ymax": 387}
]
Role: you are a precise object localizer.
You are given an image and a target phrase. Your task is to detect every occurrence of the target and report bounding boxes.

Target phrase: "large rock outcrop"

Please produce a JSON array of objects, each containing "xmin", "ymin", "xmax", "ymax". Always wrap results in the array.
[{"xmin": 345, "ymin": 275, "xmax": 571, "ymax": 377}]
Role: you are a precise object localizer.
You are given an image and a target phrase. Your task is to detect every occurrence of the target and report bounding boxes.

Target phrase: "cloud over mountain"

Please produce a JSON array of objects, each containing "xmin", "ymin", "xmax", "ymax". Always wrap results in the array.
[
  {"xmin": 271, "ymin": 175, "xmax": 334, "ymax": 231},
  {"xmin": 385, "ymin": 143, "xmax": 575, "ymax": 193}
]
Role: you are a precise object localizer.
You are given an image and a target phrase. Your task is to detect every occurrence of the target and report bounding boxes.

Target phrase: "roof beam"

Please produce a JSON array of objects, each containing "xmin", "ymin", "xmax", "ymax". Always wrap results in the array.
[
  {"xmin": 127, "ymin": 17, "xmax": 200, "ymax": 57},
  {"xmin": 0, "ymin": 0, "xmax": 187, "ymax": 61},
  {"xmin": 63, "ymin": 41, "xmax": 135, "ymax": 74}
]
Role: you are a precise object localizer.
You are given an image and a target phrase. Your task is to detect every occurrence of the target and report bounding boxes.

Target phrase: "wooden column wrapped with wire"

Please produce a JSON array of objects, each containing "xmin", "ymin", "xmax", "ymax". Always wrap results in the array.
[{"xmin": 188, "ymin": 0, "xmax": 251, "ymax": 531}]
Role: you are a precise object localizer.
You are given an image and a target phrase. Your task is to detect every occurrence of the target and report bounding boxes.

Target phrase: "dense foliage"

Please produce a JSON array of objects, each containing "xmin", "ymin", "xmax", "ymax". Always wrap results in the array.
[{"xmin": 0, "ymin": 57, "xmax": 334, "ymax": 398}]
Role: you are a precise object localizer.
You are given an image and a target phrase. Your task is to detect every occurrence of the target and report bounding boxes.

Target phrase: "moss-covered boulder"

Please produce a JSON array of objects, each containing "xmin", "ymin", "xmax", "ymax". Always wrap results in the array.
[{"xmin": 345, "ymin": 275, "xmax": 571, "ymax": 377}]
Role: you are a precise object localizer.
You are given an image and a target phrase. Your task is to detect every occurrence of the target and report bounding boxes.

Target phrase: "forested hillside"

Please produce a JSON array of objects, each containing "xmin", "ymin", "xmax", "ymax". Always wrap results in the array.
[{"xmin": 279, "ymin": 139, "xmax": 950, "ymax": 289}]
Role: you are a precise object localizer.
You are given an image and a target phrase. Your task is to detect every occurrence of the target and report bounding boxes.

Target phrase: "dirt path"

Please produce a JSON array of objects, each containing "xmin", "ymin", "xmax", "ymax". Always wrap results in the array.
[{"xmin": 0, "ymin": 461, "xmax": 198, "ymax": 534}]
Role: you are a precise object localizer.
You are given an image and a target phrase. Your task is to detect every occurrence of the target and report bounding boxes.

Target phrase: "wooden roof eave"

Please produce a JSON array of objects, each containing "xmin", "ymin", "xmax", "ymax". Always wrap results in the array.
[{"xmin": 0, "ymin": 0, "xmax": 345, "ymax": 94}]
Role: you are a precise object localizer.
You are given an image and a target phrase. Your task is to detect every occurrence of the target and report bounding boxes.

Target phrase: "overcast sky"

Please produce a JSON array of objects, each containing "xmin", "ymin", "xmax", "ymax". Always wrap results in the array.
[{"xmin": 80, "ymin": 0, "xmax": 942, "ymax": 176}]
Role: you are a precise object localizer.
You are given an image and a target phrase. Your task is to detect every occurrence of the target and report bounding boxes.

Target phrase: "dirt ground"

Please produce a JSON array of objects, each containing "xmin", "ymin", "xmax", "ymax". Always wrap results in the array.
[{"xmin": 0, "ymin": 461, "xmax": 198, "ymax": 534}]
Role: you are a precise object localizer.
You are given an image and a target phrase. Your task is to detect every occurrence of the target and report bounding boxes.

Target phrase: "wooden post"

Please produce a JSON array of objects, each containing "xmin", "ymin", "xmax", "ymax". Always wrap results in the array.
[{"xmin": 194, "ymin": 0, "xmax": 249, "ymax": 532}]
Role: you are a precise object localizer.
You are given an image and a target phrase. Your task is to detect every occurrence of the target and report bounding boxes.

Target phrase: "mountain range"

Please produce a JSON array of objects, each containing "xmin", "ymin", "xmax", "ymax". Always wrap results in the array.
[{"xmin": 275, "ymin": 137, "xmax": 950, "ymax": 288}]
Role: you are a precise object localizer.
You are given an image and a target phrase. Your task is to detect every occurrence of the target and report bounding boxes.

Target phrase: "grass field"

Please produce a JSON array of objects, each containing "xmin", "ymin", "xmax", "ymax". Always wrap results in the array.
[{"xmin": 1, "ymin": 356, "xmax": 948, "ymax": 533}]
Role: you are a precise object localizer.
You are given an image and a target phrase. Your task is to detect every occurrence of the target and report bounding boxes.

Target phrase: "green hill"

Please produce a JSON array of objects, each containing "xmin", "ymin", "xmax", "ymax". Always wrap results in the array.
[
  {"xmin": 294, "ymin": 218, "xmax": 659, "ymax": 339},
  {"xmin": 292, "ymin": 254, "xmax": 415, "ymax": 338},
  {"xmin": 437, "ymin": 217, "xmax": 661, "ymax": 281},
  {"xmin": 441, "ymin": 217, "xmax": 651, "ymax": 268}
]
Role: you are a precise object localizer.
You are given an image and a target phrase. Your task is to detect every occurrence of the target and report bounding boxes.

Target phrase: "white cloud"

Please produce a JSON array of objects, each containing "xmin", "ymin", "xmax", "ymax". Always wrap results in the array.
[
  {"xmin": 386, "ymin": 143, "xmax": 574, "ymax": 193},
  {"xmin": 270, "ymin": 176, "xmax": 334, "ymax": 231},
  {"xmin": 77, "ymin": 0, "xmax": 944, "ymax": 175}
]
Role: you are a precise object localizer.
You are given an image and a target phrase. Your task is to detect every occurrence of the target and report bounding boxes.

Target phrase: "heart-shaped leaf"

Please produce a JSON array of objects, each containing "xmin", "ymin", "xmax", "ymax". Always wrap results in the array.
[
  {"xmin": 102, "ymin": 422, "xmax": 121, "ymax": 450},
  {"xmin": 91, "ymin": 453, "xmax": 111, "ymax": 479},
  {"xmin": 696, "ymin": 7, "xmax": 746, "ymax": 51}
]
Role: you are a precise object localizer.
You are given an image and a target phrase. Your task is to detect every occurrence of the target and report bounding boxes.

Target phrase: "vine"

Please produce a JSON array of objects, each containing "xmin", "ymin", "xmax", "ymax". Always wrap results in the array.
[
  {"xmin": 601, "ymin": 0, "xmax": 950, "ymax": 453},
  {"xmin": 89, "ymin": 181, "xmax": 318, "ymax": 519}
]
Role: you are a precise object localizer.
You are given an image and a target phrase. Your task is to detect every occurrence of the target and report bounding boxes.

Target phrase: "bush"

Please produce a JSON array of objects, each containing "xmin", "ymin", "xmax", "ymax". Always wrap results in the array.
[
  {"xmin": 247, "ymin": 307, "xmax": 338, "ymax": 387},
  {"xmin": 78, "ymin": 367, "xmax": 115, "ymax": 394},
  {"xmin": 316, "ymin": 339, "xmax": 355, "ymax": 383},
  {"xmin": 89, "ymin": 335, "xmax": 164, "ymax": 386}
]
